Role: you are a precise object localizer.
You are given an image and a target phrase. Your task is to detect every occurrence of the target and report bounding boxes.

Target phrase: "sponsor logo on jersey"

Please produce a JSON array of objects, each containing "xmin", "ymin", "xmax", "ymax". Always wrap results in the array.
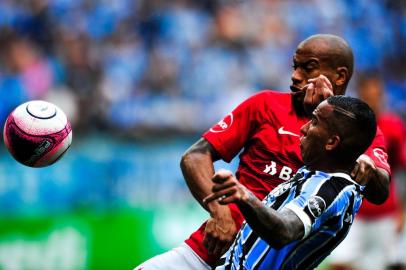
[
  {"xmin": 271, "ymin": 182, "xmax": 292, "ymax": 196},
  {"xmin": 307, "ymin": 196, "xmax": 326, "ymax": 218},
  {"xmin": 278, "ymin": 127, "xmax": 300, "ymax": 137},
  {"xmin": 210, "ymin": 113, "xmax": 233, "ymax": 133},
  {"xmin": 373, "ymin": 148, "xmax": 389, "ymax": 167}
]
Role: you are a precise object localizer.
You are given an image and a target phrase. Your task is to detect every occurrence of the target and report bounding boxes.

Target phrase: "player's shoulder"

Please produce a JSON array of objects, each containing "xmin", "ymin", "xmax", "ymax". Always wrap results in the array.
[
  {"xmin": 253, "ymin": 89, "xmax": 291, "ymax": 99},
  {"xmin": 379, "ymin": 112, "xmax": 406, "ymax": 129},
  {"xmin": 247, "ymin": 89, "xmax": 292, "ymax": 108},
  {"xmin": 305, "ymin": 171, "xmax": 359, "ymax": 197}
]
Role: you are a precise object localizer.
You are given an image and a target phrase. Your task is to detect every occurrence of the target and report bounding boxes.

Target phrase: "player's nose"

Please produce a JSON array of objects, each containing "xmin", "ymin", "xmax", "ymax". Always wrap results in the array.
[{"xmin": 291, "ymin": 69, "xmax": 304, "ymax": 86}]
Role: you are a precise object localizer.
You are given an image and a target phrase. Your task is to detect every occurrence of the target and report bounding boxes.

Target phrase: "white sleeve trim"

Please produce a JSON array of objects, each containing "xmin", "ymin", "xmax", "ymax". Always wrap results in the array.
[{"xmin": 285, "ymin": 203, "xmax": 312, "ymax": 238}]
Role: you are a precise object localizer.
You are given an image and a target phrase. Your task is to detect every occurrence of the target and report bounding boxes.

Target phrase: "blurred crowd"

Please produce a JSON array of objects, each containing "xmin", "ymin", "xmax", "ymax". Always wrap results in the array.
[{"xmin": 0, "ymin": 0, "xmax": 406, "ymax": 137}]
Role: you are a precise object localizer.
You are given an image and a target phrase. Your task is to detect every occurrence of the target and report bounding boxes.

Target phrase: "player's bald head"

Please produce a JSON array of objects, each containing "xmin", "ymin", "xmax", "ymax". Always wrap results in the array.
[{"xmin": 298, "ymin": 34, "xmax": 354, "ymax": 88}]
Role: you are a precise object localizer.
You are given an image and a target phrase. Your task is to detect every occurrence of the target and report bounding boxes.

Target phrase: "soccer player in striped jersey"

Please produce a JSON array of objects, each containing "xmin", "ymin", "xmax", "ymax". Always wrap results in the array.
[
  {"xmin": 204, "ymin": 96, "xmax": 377, "ymax": 270},
  {"xmin": 134, "ymin": 34, "xmax": 390, "ymax": 270}
]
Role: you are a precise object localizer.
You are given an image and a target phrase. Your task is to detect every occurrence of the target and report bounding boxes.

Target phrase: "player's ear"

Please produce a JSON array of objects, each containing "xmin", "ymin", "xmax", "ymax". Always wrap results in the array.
[
  {"xmin": 335, "ymin": 67, "xmax": 348, "ymax": 88},
  {"xmin": 325, "ymin": 135, "xmax": 340, "ymax": 151}
]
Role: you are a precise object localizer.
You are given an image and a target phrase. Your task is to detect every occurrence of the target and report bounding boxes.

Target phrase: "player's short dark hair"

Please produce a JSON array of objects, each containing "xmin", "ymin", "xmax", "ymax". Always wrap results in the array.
[{"xmin": 326, "ymin": 95, "xmax": 377, "ymax": 163}]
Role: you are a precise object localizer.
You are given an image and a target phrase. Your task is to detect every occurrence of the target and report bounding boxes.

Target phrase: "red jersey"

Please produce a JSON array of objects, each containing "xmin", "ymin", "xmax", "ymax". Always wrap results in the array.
[
  {"xmin": 358, "ymin": 112, "xmax": 406, "ymax": 219},
  {"xmin": 184, "ymin": 90, "xmax": 391, "ymax": 265}
]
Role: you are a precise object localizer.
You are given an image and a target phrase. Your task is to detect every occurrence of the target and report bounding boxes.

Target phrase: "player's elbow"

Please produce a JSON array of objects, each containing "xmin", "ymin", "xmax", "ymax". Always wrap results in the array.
[
  {"xmin": 364, "ymin": 170, "xmax": 390, "ymax": 205},
  {"xmin": 264, "ymin": 227, "xmax": 296, "ymax": 249},
  {"xmin": 267, "ymin": 235, "xmax": 293, "ymax": 250}
]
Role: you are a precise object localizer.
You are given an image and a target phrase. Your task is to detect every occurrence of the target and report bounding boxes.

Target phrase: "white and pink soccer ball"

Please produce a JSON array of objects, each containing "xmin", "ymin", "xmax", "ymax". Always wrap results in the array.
[{"xmin": 3, "ymin": 100, "xmax": 72, "ymax": 167}]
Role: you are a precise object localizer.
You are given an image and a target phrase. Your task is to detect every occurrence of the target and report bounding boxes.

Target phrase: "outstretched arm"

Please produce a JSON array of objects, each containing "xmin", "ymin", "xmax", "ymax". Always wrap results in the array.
[
  {"xmin": 204, "ymin": 170, "xmax": 304, "ymax": 249},
  {"xmin": 181, "ymin": 138, "xmax": 238, "ymax": 256}
]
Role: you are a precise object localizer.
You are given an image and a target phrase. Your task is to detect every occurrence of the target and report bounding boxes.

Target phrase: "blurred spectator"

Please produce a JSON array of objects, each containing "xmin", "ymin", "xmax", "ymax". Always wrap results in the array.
[
  {"xmin": 0, "ymin": 0, "xmax": 405, "ymax": 136},
  {"xmin": 329, "ymin": 72, "xmax": 406, "ymax": 270}
]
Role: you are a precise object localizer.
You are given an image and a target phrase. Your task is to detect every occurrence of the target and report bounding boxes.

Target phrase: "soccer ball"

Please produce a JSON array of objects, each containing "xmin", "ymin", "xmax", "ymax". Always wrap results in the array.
[{"xmin": 3, "ymin": 100, "xmax": 73, "ymax": 167}]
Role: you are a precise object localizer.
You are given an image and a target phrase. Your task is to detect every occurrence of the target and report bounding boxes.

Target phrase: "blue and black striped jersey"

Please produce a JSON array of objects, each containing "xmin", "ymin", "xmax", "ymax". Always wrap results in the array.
[{"xmin": 215, "ymin": 167, "xmax": 364, "ymax": 270}]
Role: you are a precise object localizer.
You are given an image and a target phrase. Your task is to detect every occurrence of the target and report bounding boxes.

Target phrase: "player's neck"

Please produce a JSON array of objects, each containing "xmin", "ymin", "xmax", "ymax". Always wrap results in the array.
[{"xmin": 307, "ymin": 162, "xmax": 352, "ymax": 175}]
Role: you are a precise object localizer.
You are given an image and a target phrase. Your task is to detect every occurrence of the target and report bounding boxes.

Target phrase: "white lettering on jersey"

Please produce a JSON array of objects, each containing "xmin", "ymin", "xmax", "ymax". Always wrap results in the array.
[
  {"xmin": 210, "ymin": 113, "xmax": 233, "ymax": 133},
  {"xmin": 263, "ymin": 162, "xmax": 277, "ymax": 175},
  {"xmin": 279, "ymin": 166, "xmax": 293, "ymax": 181},
  {"xmin": 264, "ymin": 161, "xmax": 294, "ymax": 181}
]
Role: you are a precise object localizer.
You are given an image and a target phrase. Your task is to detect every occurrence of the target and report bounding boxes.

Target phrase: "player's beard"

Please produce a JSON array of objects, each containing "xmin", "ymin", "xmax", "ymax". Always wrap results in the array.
[{"xmin": 292, "ymin": 91, "xmax": 307, "ymax": 117}]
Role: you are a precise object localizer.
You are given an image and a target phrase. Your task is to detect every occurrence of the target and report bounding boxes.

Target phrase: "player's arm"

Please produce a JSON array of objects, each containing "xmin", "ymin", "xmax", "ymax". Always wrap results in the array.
[
  {"xmin": 181, "ymin": 138, "xmax": 220, "ymax": 209},
  {"xmin": 352, "ymin": 127, "xmax": 391, "ymax": 205},
  {"xmin": 352, "ymin": 156, "xmax": 389, "ymax": 205},
  {"xmin": 204, "ymin": 170, "xmax": 304, "ymax": 249},
  {"xmin": 181, "ymin": 138, "xmax": 238, "ymax": 256}
]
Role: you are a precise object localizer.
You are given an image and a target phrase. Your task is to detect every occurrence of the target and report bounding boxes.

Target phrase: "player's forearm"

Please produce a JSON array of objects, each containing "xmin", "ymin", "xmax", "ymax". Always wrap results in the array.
[
  {"xmin": 180, "ymin": 138, "xmax": 219, "ymax": 211},
  {"xmin": 237, "ymin": 193, "xmax": 302, "ymax": 249},
  {"xmin": 363, "ymin": 168, "xmax": 390, "ymax": 205}
]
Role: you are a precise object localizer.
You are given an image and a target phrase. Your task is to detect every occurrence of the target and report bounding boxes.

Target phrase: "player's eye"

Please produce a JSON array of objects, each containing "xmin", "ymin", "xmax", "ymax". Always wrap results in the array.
[{"xmin": 304, "ymin": 65, "xmax": 316, "ymax": 72}]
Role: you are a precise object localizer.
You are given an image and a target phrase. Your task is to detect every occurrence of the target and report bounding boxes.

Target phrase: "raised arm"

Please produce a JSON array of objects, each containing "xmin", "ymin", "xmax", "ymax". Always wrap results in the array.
[
  {"xmin": 204, "ymin": 170, "xmax": 304, "ymax": 249},
  {"xmin": 181, "ymin": 138, "xmax": 238, "ymax": 256}
]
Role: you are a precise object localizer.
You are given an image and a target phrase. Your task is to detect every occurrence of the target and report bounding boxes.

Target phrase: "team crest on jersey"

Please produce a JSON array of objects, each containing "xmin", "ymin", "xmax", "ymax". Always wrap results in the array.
[
  {"xmin": 373, "ymin": 148, "xmax": 389, "ymax": 167},
  {"xmin": 307, "ymin": 196, "xmax": 326, "ymax": 218},
  {"xmin": 210, "ymin": 113, "xmax": 233, "ymax": 133}
]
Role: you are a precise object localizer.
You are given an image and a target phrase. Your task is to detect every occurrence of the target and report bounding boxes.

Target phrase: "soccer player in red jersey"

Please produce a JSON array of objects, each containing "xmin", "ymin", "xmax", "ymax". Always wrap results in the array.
[
  {"xmin": 134, "ymin": 34, "xmax": 390, "ymax": 270},
  {"xmin": 329, "ymin": 74, "xmax": 406, "ymax": 270}
]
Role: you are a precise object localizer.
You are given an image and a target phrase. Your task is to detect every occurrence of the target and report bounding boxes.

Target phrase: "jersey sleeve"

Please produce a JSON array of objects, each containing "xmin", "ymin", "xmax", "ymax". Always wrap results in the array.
[
  {"xmin": 284, "ymin": 175, "xmax": 357, "ymax": 238},
  {"xmin": 364, "ymin": 127, "xmax": 391, "ymax": 174},
  {"xmin": 390, "ymin": 117, "xmax": 406, "ymax": 168},
  {"xmin": 202, "ymin": 91, "xmax": 269, "ymax": 162}
]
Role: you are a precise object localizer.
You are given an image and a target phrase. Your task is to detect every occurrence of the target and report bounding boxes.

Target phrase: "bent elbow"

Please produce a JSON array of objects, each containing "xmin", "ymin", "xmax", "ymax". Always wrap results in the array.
[
  {"xmin": 264, "ymin": 230, "xmax": 295, "ymax": 250},
  {"xmin": 372, "ymin": 188, "xmax": 389, "ymax": 205}
]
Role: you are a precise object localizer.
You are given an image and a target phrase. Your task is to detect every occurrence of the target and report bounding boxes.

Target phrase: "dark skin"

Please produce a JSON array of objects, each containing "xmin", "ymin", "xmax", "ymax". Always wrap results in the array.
[
  {"xmin": 181, "ymin": 34, "xmax": 389, "ymax": 257},
  {"xmin": 203, "ymin": 101, "xmax": 355, "ymax": 248}
]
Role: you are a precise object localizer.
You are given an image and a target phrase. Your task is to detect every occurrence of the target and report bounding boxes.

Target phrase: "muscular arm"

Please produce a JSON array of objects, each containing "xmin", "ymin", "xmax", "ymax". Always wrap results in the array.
[
  {"xmin": 352, "ymin": 155, "xmax": 390, "ymax": 204},
  {"xmin": 181, "ymin": 138, "xmax": 238, "ymax": 256},
  {"xmin": 361, "ymin": 168, "xmax": 390, "ymax": 205},
  {"xmin": 237, "ymin": 193, "xmax": 304, "ymax": 249},
  {"xmin": 204, "ymin": 170, "xmax": 304, "ymax": 249},
  {"xmin": 180, "ymin": 138, "xmax": 220, "ymax": 210}
]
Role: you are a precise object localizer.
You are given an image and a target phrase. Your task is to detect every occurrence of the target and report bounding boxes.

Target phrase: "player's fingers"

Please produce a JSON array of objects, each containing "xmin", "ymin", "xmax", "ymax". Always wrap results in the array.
[
  {"xmin": 203, "ymin": 193, "xmax": 218, "ymax": 204},
  {"xmin": 308, "ymin": 74, "xmax": 333, "ymax": 89},
  {"xmin": 212, "ymin": 170, "xmax": 233, "ymax": 184},
  {"xmin": 211, "ymin": 241, "xmax": 224, "ymax": 257},
  {"xmin": 203, "ymin": 188, "xmax": 236, "ymax": 204},
  {"xmin": 354, "ymin": 162, "xmax": 367, "ymax": 185},
  {"xmin": 320, "ymin": 74, "xmax": 333, "ymax": 89},
  {"xmin": 308, "ymin": 76, "xmax": 333, "ymax": 100},
  {"xmin": 212, "ymin": 180, "xmax": 236, "ymax": 192},
  {"xmin": 204, "ymin": 235, "xmax": 216, "ymax": 255},
  {"xmin": 351, "ymin": 162, "xmax": 360, "ymax": 178},
  {"xmin": 204, "ymin": 223, "xmax": 217, "ymax": 253},
  {"xmin": 220, "ymin": 245, "xmax": 230, "ymax": 257},
  {"xmin": 218, "ymin": 194, "xmax": 240, "ymax": 205},
  {"xmin": 303, "ymin": 83, "xmax": 315, "ymax": 107}
]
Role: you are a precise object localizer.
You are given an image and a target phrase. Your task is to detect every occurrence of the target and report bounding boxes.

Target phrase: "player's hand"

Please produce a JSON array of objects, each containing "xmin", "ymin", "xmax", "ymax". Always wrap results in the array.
[
  {"xmin": 203, "ymin": 170, "xmax": 251, "ymax": 205},
  {"xmin": 351, "ymin": 154, "xmax": 377, "ymax": 185},
  {"xmin": 303, "ymin": 75, "xmax": 334, "ymax": 115},
  {"xmin": 203, "ymin": 209, "xmax": 237, "ymax": 257},
  {"xmin": 202, "ymin": 170, "xmax": 243, "ymax": 257}
]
